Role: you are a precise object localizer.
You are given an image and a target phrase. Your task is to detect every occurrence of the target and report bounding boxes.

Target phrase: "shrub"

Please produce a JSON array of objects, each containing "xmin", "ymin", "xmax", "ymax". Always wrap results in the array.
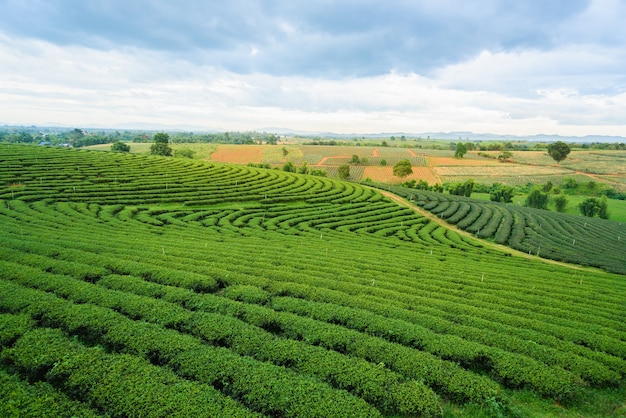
[
  {"xmin": 110, "ymin": 141, "xmax": 130, "ymax": 153},
  {"xmin": 554, "ymin": 195, "xmax": 568, "ymax": 212},
  {"xmin": 525, "ymin": 188, "xmax": 548, "ymax": 210}
]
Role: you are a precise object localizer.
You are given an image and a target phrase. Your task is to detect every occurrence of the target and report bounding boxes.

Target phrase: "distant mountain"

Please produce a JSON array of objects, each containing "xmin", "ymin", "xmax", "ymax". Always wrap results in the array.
[
  {"xmin": 3, "ymin": 123, "xmax": 625, "ymax": 143},
  {"xmin": 257, "ymin": 127, "xmax": 626, "ymax": 143},
  {"xmin": 418, "ymin": 132, "xmax": 626, "ymax": 143},
  {"xmin": 110, "ymin": 122, "xmax": 221, "ymax": 132}
]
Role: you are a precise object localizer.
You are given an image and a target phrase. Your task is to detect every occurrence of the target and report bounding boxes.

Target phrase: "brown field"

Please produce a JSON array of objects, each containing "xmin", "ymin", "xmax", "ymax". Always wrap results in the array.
[
  {"xmin": 210, "ymin": 144, "xmax": 265, "ymax": 164},
  {"xmin": 363, "ymin": 166, "xmax": 440, "ymax": 184},
  {"xmin": 435, "ymin": 165, "xmax": 569, "ymax": 177},
  {"xmin": 429, "ymin": 156, "xmax": 500, "ymax": 166}
]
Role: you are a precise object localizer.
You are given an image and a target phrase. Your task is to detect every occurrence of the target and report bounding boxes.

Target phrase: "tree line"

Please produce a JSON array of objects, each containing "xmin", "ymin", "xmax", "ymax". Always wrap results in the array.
[{"xmin": 0, "ymin": 128, "xmax": 282, "ymax": 147}]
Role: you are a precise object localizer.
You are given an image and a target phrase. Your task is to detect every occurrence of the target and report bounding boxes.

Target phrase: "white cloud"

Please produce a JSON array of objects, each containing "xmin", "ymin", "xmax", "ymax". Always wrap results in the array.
[{"xmin": 1, "ymin": 31, "xmax": 625, "ymax": 136}]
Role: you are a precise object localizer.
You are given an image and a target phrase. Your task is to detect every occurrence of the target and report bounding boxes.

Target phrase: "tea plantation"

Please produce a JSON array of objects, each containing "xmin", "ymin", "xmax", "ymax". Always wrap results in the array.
[
  {"xmin": 1, "ymin": 145, "xmax": 624, "ymax": 417},
  {"xmin": 382, "ymin": 184, "xmax": 626, "ymax": 275}
]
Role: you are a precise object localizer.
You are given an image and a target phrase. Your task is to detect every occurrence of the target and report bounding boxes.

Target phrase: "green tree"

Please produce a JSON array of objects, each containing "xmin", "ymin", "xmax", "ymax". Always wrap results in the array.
[
  {"xmin": 587, "ymin": 181, "xmax": 597, "ymax": 192},
  {"xmin": 379, "ymin": 159, "xmax": 387, "ymax": 166},
  {"xmin": 282, "ymin": 147, "xmax": 289, "ymax": 157},
  {"xmin": 68, "ymin": 128, "xmax": 85, "ymax": 142},
  {"xmin": 579, "ymin": 197, "xmax": 601, "ymax": 217},
  {"xmin": 310, "ymin": 169, "xmax": 327, "ymax": 177},
  {"xmin": 111, "ymin": 141, "xmax": 130, "ymax": 153},
  {"xmin": 490, "ymin": 184, "xmax": 514, "ymax": 203},
  {"xmin": 497, "ymin": 151, "xmax": 513, "ymax": 162},
  {"xmin": 562, "ymin": 177, "xmax": 578, "ymax": 190},
  {"xmin": 350, "ymin": 155, "xmax": 361, "ymax": 164},
  {"xmin": 416, "ymin": 179, "xmax": 429, "ymax": 190},
  {"xmin": 392, "ymin": 159, "xmax": 413, "ymax": 178},
  {"xmin": 337, "ymin": 165, "xmax": 350, "ymax": 180},
  {"xmin": 298, "ymin": 162, "xmax": 309, "ymax": 175},
  {"xmin": 150, "ymin": 132, "xmax": 172, "ymax": 156},
  {"xmin": 282, "ymin": 162, "xmax": 296, "ymax": 173},
  {"xmin": 525, "ymin": 188, "xmax": 549, "ymax": 209},
  {"xmin": 554, "ymin": 195, "xmax": 568, "ymax": 212},
  {"xmin": 431, "ymin": 183, "xmax": 444, "ymax": 193},
  {"xmin": 448, "ymin": 179, "xmax": 474, "ymax": 197},
  {"xmin": 542, "ymin": 181, "xmax": 553, "ymax": 192},
  {"xmin": 454, "ymin": 143, "xmax": 467, "ymax": 158},
  {"xmin": 173, "ymin": 148, "xmax": 195, "ymax": 159},
  {"xmin": 547, "ymin": 141, "xmax": 571, "ymax": 163}
]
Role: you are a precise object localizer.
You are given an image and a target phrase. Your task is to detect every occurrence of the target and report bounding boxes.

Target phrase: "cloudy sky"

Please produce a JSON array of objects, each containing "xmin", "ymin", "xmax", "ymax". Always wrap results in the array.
[{"xmin": 1, "ymin": 0, "xmax": 625, "ymax": 136}]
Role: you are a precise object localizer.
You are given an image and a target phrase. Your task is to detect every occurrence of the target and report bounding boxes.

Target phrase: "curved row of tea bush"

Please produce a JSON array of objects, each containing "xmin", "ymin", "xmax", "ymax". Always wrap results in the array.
[
  {"xmin": 0, "ymin": 261, "xmax": 440, "ymax": 416},
  {"xmin": 0, "ymin": 280, "xmax": 388, "ymax": 417},
  {"xmin": 379, "ymin": 184, "xmax": 626, "ymax": 274}
]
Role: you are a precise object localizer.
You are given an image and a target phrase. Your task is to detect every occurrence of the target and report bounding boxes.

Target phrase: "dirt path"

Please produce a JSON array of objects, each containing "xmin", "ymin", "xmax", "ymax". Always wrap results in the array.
[
  {"xmin": 314, "ymin": 155, "xmax": 353, "ymax": 167},
  {"xmin": 407, "ymin": 149, "xmax": 418, "ymax": 157},
  {"xmin": 378, "ymin": 189, "xmax": 598, "ymax": 273}
]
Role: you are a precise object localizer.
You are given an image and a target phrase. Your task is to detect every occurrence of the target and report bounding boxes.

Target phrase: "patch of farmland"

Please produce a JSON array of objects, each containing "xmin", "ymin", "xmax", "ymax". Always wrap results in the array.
[
  {"xmin": 299, "ymin": 145, "xmax": 375, "ymax": 158},
  {"xmin": 210, "ymin": 144, "xmax": 265, "ymax": 164},
  {"xmin": 430, "ymin": 156, "xmax": 501, "ymax": 166},
  {"xmin": 363, "ymin": 166, "xmax": 440, "ymax": 184},
  {"xmin": 321, "ymin": 156, "xmax": 426, "ymax": 167},
  {"xmin": 371, "ymin": 147, "xmax": 419, "ymax": 158},
  {"xmin": 0, "ymin": 144, "xmax": 624, "ymax": 417},
  {"xmin": 323, "ymin": 165, "xmax": 365, "ymax": 181},
  {"xmin": 440, "ymin": 173, "xmax": 595, "ymax": 187},
  {"xmin": 435, "ymin": 165, "xmax": 569, "ymax": 177},
  {"xmin": 411, "ymin": 148, "xmax": 456, "ymax": 157},
  {"xmin": 511, "ymin": 150, "xmax": 626, "ymax": 174}
]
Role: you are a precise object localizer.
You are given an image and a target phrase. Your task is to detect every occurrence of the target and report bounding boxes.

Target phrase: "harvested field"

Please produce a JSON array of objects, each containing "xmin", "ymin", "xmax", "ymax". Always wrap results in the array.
[
  {"xmin": 209, "ymin": 145, "xmax": 264, "ymax": 164},
  {"xmin": 435, "ymin": 165, "xmax": 569, "ymax": 177},
  {"xmin": 430, "ymin": 156, "xmax": 501, "ymax": 166},
  {"xmin": 363, "ymin": 166, "xmax": 440, "ymax": 184}
]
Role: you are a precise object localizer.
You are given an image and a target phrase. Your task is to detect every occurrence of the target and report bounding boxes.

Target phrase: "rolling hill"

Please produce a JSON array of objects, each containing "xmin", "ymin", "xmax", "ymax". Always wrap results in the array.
[{"xmin": 0, "ymin": 144, "xmax": 624, "ymax": 417}]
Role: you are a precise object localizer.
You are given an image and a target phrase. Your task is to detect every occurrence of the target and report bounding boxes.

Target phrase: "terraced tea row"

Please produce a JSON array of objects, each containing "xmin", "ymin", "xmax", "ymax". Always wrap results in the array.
[
  {"xmin": 381, "ymin": 184, "xmax": 626, "ymax": 275},
  {"xmin": 1, "ymin": 145, "xmax": 625, "ymax": 416}
]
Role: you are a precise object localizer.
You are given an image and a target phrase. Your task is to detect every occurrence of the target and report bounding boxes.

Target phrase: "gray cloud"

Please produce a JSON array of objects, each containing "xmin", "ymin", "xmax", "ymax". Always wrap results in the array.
[{"xmin": 0, "ymin": 0, "xmax": 595, "ymax": 76}]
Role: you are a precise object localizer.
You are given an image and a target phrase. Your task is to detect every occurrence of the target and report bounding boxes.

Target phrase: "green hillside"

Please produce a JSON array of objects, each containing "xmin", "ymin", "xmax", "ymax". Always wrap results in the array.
[
  {"xmin": 1, "ymin": 144, "xmax": 625, "ymax": 417},
  {"xmin": 381, "ymin": 185, "xmax": 626, "ymax": 275}
]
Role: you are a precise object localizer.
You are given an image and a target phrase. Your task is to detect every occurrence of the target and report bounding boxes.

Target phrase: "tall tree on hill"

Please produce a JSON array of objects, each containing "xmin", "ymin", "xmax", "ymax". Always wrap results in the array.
[
  {"xmin": 150, "ymin": 132, "xmax": 172, "ymax": 156},
  {"xmin": 547, "ymin": 141, "xmax": 571, "ymax": 164},
  {"xmin": 393, "ymin": 159, "xmax": 413, "ymax": 178},
  {"xmin": 454, "ymin": 142, "xmax": 467, "ymax": 158}
]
